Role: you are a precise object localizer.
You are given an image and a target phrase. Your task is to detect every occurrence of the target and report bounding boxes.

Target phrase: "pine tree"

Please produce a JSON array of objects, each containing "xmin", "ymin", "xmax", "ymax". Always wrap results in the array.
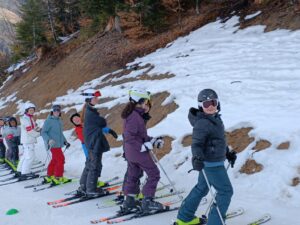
[
  {"xmin": 15, "ymin": 0, "xmax": 48, "ymax": 56},
  {"xmin": 132, "ymin": 0, "xmax": 167, "ymax": 32}
]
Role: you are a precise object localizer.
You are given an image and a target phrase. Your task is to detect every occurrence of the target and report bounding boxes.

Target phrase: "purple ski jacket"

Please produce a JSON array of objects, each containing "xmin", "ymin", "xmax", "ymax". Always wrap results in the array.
[{"xmin": 123, "ymin": 108, "xmax": 152, "ymax": 162}]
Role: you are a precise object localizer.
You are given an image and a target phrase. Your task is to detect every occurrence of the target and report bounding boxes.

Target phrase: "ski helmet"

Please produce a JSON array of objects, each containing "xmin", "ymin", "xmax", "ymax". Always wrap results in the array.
[
  {"xmin": 24, "ymin": 102, "xmax": 36, "ymax": 112},
  {"xmin": 198, "ymin": 89, "xmax": 218, "ymax": 102},
  {"xmin": 52, "ymin": 104, "xmax": 61, "ymax": 112},
  {"xmin": 197, "ymin": 89, "xmax": 220, "ymax": 111},
  {"xmin": 82, "ymin": 89, "xmax": 101, "ymax": 102},
  {"xmin": 129, "ymin": 89, "xmax": 151, "ymax": 104}
]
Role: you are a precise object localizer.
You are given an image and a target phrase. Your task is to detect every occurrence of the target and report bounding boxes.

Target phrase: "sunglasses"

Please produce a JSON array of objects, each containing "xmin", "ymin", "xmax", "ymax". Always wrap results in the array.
[
  {"xmin": 200, "ymin": 99, "xmax": 218, "ymax": 108},
  {"xmin": 53, "ymin": 109, "xmax": 61, "ymax": 112}
]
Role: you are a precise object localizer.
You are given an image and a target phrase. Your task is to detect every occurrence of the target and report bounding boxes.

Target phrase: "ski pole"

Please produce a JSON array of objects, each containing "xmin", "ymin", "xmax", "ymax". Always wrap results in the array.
[
  {"xmin": 33, "ymin": 150, "xmax": 51, "ymax": 187},
  {"xmin": 204, "ymin": 163, "xmax": 230, "ymax": 217},
  {"xmin": 150, "ymin": 150, "xmax": 183, "ymax": 201},
  {"xmin": 202, "ymin": 169, "xmax": 226, "ymax": 225}
]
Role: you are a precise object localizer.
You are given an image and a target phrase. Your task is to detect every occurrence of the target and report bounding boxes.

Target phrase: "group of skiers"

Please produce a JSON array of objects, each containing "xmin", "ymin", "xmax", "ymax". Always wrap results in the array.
[{"xmin": 0, "ymin": 87, "xmax": 237, "ymax": 225}]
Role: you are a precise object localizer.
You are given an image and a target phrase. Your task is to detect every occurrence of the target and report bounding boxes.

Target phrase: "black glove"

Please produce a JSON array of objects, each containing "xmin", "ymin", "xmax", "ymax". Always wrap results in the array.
[
  {"xmin": 226, "ymin": 150, "xmax": 237, "ymax": 168},
  {"xmin": 192, "ymin": 156, "xmax": 204, "ymax": 171},
  {"xmin": 64, "ymin": 141, "xmax": 71, "ymax": 149},
  {"xmin": 109, "ymin": 129, "xmax": 118, "ymax": 139}
]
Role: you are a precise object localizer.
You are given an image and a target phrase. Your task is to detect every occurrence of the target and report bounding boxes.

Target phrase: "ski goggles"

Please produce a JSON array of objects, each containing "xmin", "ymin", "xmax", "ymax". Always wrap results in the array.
[{"xmin": 199, "ymin": 99, "xmax": 218, "ymax": 108}]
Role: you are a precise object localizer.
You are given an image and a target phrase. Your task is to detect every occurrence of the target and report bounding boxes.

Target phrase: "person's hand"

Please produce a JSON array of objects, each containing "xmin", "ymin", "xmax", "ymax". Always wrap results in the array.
[
  {"xmin": 109, "ymin": 129, "xmax": 118, "ymax": 139},
  {"xmin": 64, "ymin": 141, "xmax": 71, "ymax": 149},
  {"xmin": 151, "ymin": 137, "xmax": 164, "ymax": 149},
  {"xmin": 48, "ymin": 139, "xmax": 56, "ymax": 147},
  {"xmin": 226, "ymin": 150, "xmax": 237, "ymax": 168},
  {"xmin": 140, "ymin": 142, "xmax": 153, "ymax": 152},
  {"xmin": 192, "ymin": 156, "xmax": 204, "ymax": 171}
]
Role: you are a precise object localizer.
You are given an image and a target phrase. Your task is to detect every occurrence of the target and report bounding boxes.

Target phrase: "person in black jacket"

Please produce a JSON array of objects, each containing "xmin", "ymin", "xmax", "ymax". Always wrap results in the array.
[
  {"xmin": 78, "ymin": 89, "xmax": 118, "ymax": 197},
  {"xmin": 175, "ymin": 89, "xmax": 237, "ymax": 225}
]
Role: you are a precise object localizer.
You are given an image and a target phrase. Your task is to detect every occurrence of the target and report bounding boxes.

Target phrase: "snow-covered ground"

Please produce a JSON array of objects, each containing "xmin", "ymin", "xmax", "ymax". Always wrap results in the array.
[{"xmin": 1, "ymin": 16, "xmax": 300, "ymax": 225}]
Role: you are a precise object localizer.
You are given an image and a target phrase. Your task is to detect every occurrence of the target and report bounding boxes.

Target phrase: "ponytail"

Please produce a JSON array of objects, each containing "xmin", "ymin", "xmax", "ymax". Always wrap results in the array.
[{"xmin": 121, "ymin": 102, "xmax": 136, "ymax": 119}]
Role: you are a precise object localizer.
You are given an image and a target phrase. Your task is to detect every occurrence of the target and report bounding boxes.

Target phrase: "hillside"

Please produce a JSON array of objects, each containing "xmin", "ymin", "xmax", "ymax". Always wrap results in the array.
[
  {"xmin": 0, "ymin": 0, "xmax": 23, "ymax": 55},
  {"xmin": 1, "ymin": 1, "xmax": 300, "ymax": 225}
]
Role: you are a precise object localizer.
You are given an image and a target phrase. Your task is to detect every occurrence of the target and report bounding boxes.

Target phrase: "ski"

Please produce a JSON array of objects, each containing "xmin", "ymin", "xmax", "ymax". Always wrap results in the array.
[
  {"xmin": 47, "ymin": 185, "xmax": 122, "ymax": 206},
  {"xmin": 107, "ymin": 206, "xmax": 181, "ymax": 224},
  {"xmin": 98, "ymin": 191, "xmax": 188, "ymax": 210},
  {"xmin": 52, "ymin": 191, "xmax": 118, "ymax": 208},
  {"xmin": 0, "ymin": 174, "xmax": 40, "ymax": 186},
  {"xmin": 226, "ymin": 207, "xmax": 244, "ymax": 219},
  {"xmin": 91, "ymin": 198, "xmax": 182, "ymax": 224},
  {"xmin": 65, "ymin": 176, "xmax": 123, "ymax": 195},
  {"xmin": 33, "ymin": 179, "xmax": 78, "ymax": 192},
  {"xmin": 247, "ymin": 214, "xmax": 271, "ymax": 225},
  {"xmin": 0, "ymin": 171, "xmax": 14, "ymax": 177}
]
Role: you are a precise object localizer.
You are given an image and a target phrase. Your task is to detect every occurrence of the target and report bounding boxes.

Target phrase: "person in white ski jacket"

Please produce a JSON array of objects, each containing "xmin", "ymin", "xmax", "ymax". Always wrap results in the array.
[{"xmin": 17, "ymin": 102, "xmax": 41, "ymax": 177}]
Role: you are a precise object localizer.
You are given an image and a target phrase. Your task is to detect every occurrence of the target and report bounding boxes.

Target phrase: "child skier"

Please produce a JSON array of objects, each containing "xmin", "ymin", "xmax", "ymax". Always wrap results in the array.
[
  {"xmin": 70, "ymin": 113, "xmax": 88, "ymax": 158},
  {"xmin": 175, "ymin": 89, "xmax": 237, "ymax": 225},
  {"xmin": 0, "ymin": 118, "xmax": 6, "ymax": 164},
  {"xmin": 121, "ymin": 89, "xmax": 165, "ymax": 213},
  {"xmin": 2, "ymin": 117, "xmax": 21, "ymax": 168},
  {"xmin": 41, "ymin": 105, "xmax": 71, "ymax": 185},
  {"xmin": 17, "ymin": 102, "xmax": 41, "ymax": 179},
  {"xmin": 78, "ymin": 89, "xmax": 118, "ymax": 197}
]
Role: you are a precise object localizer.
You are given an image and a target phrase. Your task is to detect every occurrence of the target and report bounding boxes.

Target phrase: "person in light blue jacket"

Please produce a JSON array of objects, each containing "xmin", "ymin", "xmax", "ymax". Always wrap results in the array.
[{"xmin": 41, "ymin": 105, "xmax": 71, "ymax": 185}]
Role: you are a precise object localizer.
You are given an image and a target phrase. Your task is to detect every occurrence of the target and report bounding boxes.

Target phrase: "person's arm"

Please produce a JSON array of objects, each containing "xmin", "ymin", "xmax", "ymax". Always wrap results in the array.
[
  {"xmin": 22, "ymin": 117, "xmax": 40, "ymax": 138},
  {"xmin": 191, "ymin": 119, "xmax": 209, "ymax": 159},
  {"xmin": 41, "ymin": 119, "xmax": 51, "ymax": 147}
]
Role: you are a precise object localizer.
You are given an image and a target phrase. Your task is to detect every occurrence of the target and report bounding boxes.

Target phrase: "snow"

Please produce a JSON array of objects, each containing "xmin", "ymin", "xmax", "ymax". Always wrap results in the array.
[
  {"xmin": 1, "ymin": 16, "xmax": 300, "ymax": 224},
  {"xmin": 245, "ymin": 11, "xmax": 262, "ymax": 20},
  {"xmin": 58, "ymin": 31, "xmax": 80, "ymax": 44}
]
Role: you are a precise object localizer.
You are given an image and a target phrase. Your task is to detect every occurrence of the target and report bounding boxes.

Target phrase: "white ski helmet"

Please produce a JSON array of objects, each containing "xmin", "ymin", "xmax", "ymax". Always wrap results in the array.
[
  {"xmin": 24, "ymin": 102, "xmax": 36, "ymax": 112},
  {"xmin": 129, "ymin": 89, "xmax": 151, "ymax": 104}
]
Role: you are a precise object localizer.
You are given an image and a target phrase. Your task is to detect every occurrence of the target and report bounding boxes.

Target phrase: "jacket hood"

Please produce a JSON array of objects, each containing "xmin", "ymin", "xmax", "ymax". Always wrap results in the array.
[{"xmin": 188, "ymin": 107, "xmax": 220, "ymax": 127}]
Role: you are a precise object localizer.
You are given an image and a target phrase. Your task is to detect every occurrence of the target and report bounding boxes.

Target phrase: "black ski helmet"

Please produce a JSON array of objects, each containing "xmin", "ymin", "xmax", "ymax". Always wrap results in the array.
[
  {"xmin": 198, "ymin": 89, "xmax": 218, "ymax": 102},
  {"xmin": 198, "ymin": 89, "xmax": 220, "ymax": 111}
]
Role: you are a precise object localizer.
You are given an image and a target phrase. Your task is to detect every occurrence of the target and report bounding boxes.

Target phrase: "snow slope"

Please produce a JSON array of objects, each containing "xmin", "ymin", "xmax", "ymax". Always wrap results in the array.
[{"xmin": 1, "ymin": 16, "xmax": 300, "ymax": 225}]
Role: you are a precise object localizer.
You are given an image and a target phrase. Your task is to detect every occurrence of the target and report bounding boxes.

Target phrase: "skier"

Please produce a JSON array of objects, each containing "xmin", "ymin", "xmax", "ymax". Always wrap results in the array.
[
  {"xmin": 121, "ymin": 89, "xmax": 165, "ymax": 213},
  {"xmin": 70, "ymin": 113, "xmax": 88, "ymax": 158},
  {"xmin": 41, "ymin": 104, "xmax": 71, "ymax": 185},
  {"xmin": 2, "ymin": 117, "xmax": 21, "ymax": 168},
  {"xmin": 78, "ymin": 89, "xmax": 118, "ymax": 197},
  {"xmin": 70, "ymin": 112, "xmax": 117, "ymax": 187},
  {"xmin": 175, "ymin": 89, "xmax": 237, "ymax": 225},
  {"xmin": 0, "ymin": 117, "xmax": 6, "ymax": 164},
  {"xmin": 17, "ymin": 103, "xmax": 41, "ymax": 179}
]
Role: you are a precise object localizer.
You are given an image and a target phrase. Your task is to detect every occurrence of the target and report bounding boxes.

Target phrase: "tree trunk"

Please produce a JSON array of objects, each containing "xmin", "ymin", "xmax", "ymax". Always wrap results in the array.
[
  {"xmin": 104, "ymin": 16, "xmax": 122, "ymax": 33},
  {"xmin": 47, "ymin": 0, "xmax": 58, "ymax": 43}
]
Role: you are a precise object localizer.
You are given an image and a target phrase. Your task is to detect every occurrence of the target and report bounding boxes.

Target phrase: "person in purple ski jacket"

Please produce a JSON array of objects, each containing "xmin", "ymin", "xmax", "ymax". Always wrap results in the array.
[{"xmin": 121, "ymin": 89, "xmax": 165, "ymax": 213}]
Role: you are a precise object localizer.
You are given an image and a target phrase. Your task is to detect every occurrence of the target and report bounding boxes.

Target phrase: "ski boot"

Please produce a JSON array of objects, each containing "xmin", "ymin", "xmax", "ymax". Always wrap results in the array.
[
  {"xmin": 43, "ymin": 175, "xmax": 54, "ymax": 184},
  {"xmin": 18, "ymin": 172, "xmax": 39, "ymax": 181},
  {"xmin": 51, "ymin": 177, "xmax": 72, "ymax": 185},
  {"xmin": 120, "ymin": 195, "xmax": 141, "ymax": 214},
  {"xmin": 86, "ymin": 187, "xmax": 105, "ymax": 198},
  {"xmin": 97, "ymin": 180, "xmax": 107, "ymax": 187},
  {"xmin": 174, "ymin": 216, "xmax": 207, "ymax": 225},
  {"xmin": 76, "ymin": 185, "xmax": 86, "ymax": 197},
  {"xmin": 141, "ymin": 197, "xmax": 164, "ymax": 213}
]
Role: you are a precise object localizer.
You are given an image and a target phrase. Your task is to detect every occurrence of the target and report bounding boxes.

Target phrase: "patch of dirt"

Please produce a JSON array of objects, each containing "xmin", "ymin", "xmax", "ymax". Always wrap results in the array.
[
  {"xmin": 291, "ymin": 177, "xmax": 300, "ymax": 187},
  {"xmin": 182, "ymin": 127, "xmax": 255, "ymax": 153},
  {"xmin": 252, "ymin": 139, "xmax": 271, "ymax": 152},
  {"xmin": 182, "ymin": 135, "xmax": 192, "ymax": 147},
  {"xmin": 226, "ymin": 127, "xmax": 255, "ymax": 153},
  {"xmin": 239, "ymin": 0, "xmax": 300, "ymax": 31},
  {"xmin": 240, "ymin": 159, "xmax": 264, "ymax": 174},
  {"xmin": 98, "ymin": 91, "xmax": 178, "ymax": 148},
  {"xmin": 277, "ymin": 141, "xmax": 290, "ymax": 150}
]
